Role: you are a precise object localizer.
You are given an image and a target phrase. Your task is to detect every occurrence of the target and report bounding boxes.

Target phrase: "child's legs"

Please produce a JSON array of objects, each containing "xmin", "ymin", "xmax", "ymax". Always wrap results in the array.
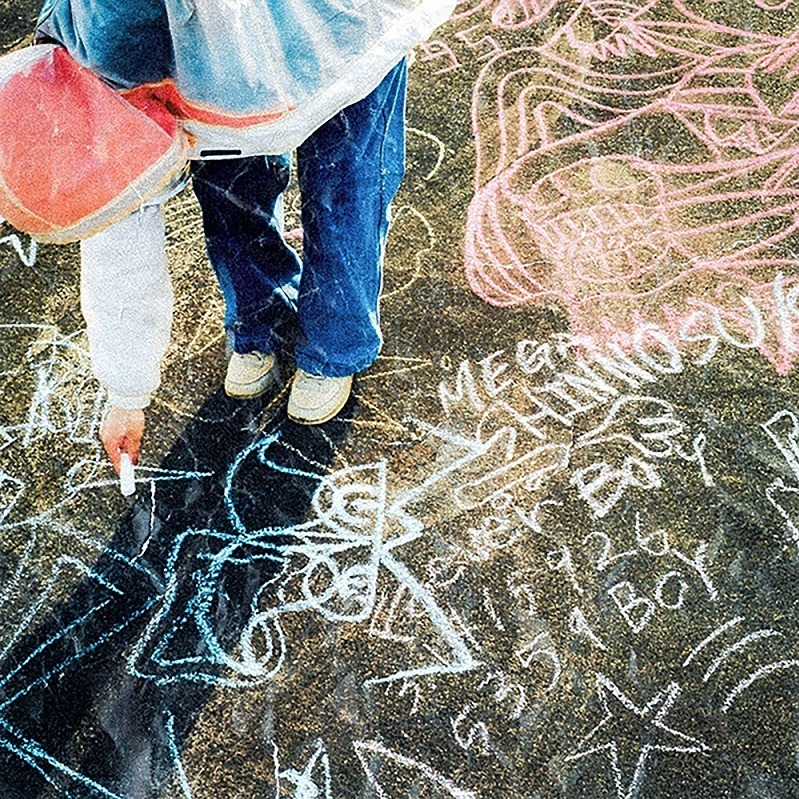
[
  {"xmin": 190, "ymin": 155, "xmax": 301, "ymax": 355},
  {"xmin": 294, "ymin": 58, "xmax": 407, "ymax": 377}
]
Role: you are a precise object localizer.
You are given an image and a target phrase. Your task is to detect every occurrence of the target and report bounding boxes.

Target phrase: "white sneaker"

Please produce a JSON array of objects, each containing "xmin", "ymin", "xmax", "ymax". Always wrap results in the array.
[
  {"xmin": 225, "ymin": 350, "xmax": 279, "ymax": 399},
  {"xmin": 287, "ymin": 369, "xmax": 353, "ymax": 424}
]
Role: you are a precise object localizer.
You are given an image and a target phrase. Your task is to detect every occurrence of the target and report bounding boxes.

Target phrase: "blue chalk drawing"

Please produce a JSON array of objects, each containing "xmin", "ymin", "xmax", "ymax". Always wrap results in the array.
[{"xmin": 129, "ymin": 431, "xmax": 479, "ymax": 687}]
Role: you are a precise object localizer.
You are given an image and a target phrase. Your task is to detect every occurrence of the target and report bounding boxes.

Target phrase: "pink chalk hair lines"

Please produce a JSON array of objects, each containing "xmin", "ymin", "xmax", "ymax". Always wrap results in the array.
[{"xmin": 462, "ymin": 0, "xmax": 799, "ymax": 372}]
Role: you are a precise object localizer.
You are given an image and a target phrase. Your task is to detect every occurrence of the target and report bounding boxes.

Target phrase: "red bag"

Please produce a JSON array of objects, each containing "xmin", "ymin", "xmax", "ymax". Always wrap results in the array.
[{"xmin": 0, "ymin": 45, "xmax": 188, "ymax": 243}]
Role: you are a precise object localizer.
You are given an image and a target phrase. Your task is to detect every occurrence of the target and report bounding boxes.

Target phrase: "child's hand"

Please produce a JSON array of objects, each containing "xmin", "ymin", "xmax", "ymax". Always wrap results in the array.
[{"xmin": 101, "ymin": 407, "xmax": 145, "ymax": 474}]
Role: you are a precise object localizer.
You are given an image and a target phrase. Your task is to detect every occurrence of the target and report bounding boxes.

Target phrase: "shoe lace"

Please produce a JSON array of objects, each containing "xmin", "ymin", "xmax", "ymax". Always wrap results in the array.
[
  {"xmin": 298, "ymin": 371, "xmax": 328, "ymax": 389},
  {"xmin": 239, "ymin": 351, "xmax": 267, "ymax": 366}
]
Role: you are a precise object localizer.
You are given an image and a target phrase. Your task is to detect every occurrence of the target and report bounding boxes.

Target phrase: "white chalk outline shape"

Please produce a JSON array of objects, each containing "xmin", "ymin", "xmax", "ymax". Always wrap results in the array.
[
  {"xmin": 565, "ymin": 674, "xmax": 708, "ymax": 799},
  {"xmin": 763, "ymin": 410, "xmax": 799, "ymax": 481},
  {"xmin": 274, "ymin": 739, "xmax": 332, "ymax": 799},
  {"xmin": 354, "ymin": 739, "xmax": 477, "ymax": 799}
]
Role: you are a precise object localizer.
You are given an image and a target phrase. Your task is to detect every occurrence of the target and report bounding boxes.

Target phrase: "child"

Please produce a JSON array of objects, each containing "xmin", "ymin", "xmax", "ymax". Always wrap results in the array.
[{"xmin": 35, "ymin": 0, "xmax": 456, "ymax": 471}]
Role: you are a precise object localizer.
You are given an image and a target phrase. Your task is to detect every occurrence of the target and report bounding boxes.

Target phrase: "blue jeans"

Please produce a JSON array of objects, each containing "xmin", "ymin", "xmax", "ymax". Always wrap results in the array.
[{"xmin": 190, "ymin": 58, "xmax": 407, "ymax": 377}]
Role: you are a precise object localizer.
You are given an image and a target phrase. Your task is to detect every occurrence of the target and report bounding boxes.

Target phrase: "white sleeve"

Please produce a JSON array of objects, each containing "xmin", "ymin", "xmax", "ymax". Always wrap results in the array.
[{"xmin": 80, "ymin": 205, "xmax": 173, "ymax": 409}]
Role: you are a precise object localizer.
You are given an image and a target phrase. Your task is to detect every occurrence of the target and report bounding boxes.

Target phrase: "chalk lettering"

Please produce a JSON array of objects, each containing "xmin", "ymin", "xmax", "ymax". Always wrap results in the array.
[
  {"xmin": 439, "ymin": 360, "xmax": 485, "ymax": 416},
  {"xmin": 478, "ymin": 349, "xmax": 513, "ymax": 398},
  {"xmin": 568, "ymin": 607, "xmax": 608, "ymax": 651},
  {"xmin": 609, "ymin": 582, "xmax": 656, "ymax": 633},
  {"xmin": 654, "ymin": 571, "xmax": 687, "ymax": 610},
  {"xmin": 515, "ymin": 632, "xmax": 561, "ymax": 691},
  {"xmin": 451, "ymin": 704, "xmax": 491, "ymax": 753}
]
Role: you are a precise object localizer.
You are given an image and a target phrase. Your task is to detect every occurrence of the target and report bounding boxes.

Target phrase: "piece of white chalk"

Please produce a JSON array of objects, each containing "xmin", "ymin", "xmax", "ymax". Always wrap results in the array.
[{"xmin": 119, "ymin": 453, "xmax": 136, "ymax": 497}]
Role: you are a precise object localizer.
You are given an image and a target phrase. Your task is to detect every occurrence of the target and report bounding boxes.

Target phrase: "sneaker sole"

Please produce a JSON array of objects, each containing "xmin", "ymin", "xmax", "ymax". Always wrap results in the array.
[
  {"xmin": 287, "ymin": 391, "xmax": 351, "ymax": 425},
  {"xmin": 287, "ymin": 406, "xmax": 344, "ymax": 425}
]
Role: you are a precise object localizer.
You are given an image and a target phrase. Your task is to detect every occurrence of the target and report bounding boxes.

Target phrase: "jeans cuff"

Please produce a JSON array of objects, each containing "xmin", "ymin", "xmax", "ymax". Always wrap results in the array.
[{"xmin": 294, "ymin": 348, "xmax": 380, "ymax": 377}]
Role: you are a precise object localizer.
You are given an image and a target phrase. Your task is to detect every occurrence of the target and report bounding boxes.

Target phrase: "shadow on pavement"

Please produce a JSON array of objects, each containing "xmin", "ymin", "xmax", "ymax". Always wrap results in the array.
[{"xmin": 0, "ymin": 387, "xmax": 354, "ymax": 799}]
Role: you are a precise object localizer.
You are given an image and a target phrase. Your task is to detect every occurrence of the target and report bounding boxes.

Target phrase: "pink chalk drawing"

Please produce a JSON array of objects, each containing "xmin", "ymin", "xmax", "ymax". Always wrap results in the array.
[
  {"xmin": 418, "ymin": 39, "xmax": 462, "ymax": 74},
  {"xmin": 490, "ymin": 0, "xmax": 559, "ymax": 29},
  {"xmin": 451, "ymin": 0, "xmax": 496, "ymax": 22},
  {"xmin": 464, "ymin": 0, "xmax": 799, "ymax": 372},
  {"xmin": 452, "ymin": 0, "xmax": 559, "ymax": 27}
]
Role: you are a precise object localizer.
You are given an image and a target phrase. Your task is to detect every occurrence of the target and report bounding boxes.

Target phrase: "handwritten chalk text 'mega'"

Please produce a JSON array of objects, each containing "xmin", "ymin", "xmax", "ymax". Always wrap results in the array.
[{"xmin": 438, "ymin": 305, "xmax": 786, "ymax": 429}]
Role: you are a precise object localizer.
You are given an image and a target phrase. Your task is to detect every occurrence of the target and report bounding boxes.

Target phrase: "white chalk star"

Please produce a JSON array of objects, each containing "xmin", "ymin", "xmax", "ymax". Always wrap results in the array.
[{"xmin": 566, "ymin": 673, "xmax": 708, "ymax": 799}]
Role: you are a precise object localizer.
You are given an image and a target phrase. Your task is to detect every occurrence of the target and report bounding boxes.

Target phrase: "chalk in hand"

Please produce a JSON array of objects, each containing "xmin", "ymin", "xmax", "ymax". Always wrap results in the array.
[{"xmin": 119, "ymin": 453, "xmax": 136, "ymax": 497}]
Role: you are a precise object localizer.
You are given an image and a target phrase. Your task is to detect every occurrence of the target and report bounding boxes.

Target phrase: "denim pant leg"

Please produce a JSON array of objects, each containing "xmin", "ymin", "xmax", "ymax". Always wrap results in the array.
[
  {"xmin": 294, "ymin": 58, "xmax": 407, "ymax": 377},
  {"xmin": 190, "ymin": 155, "xmax": 301, "ymax": 355}
]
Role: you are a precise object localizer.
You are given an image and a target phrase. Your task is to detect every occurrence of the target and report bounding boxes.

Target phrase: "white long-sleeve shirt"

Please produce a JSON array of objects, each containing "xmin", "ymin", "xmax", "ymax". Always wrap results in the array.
[{"xmin": 80, "ymin": 205, "xmax": 172, "ymax": 408}]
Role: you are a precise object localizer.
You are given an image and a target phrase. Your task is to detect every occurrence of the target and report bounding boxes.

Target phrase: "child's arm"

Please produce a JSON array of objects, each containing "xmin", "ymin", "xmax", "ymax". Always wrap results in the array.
[{"xmin": 80, "ymin": 204, "xmax": 173, "ymax": 472}]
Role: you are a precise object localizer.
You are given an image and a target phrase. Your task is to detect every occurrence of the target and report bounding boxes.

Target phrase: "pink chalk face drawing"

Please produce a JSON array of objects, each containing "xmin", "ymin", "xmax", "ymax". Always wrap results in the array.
[{"xmin": 463, "ymin": 0, "xmax": 799, "ymax": 372}]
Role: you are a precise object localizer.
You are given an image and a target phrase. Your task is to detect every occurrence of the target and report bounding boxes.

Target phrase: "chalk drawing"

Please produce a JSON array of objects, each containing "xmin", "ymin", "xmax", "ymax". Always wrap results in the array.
[
  {"xmin": 572, "ymin": 397, "xmax": 695, "ymax": 510},
  {"xmin": 721, "ymin": 659, "xmax": 799, "ymax": 713},
  {"xmin": 571, "ymin": 457, "xmax": 662, "ymax": 518},
  {"xmin": 701, "ymin": 629, "xmax": 784, "ymax": 683},
  {"xmin": 417, "ymin": 39, "xmax": 462, "ymax": 74},
  {"xmin": 574, "ymin": 396, "xmax": 684, "ymax": 459},
  {"xmin": 354, "ymin": 739, "xmax": 477, "ymax": 799},
  {"xmin": 273, "ymin": 739, "xmax": 332, "ymax": 799},
  {"xmin": 4, "ymin": 37, "xmax": 799, "ymax": 781},
  {"xmin": 451, "ymin": 0, "xmax": 494, "ymax": 23},
  {"xmin": 482, "ymin": 586, "xmax": 506, "ymax": 630},
  {"xmin": 357, "ymin": 355, "xmax": 433, "ymax": 383},
  {"xmin": 513, "ymin": 498, "xmax": 562, "ymax": 534},
  {"xmin": 544, "ymin": 514, "xmax": 717, "ymax": 637},
  {"xmin": 0, "ymin": 554, "xmax": 123, "ymax": 667},
  {"xmin": 582, "ymin": 530, "xmax": 636, "ymax": 571},
  {"xmin": 464, "ymin": 511, "xmax": 522, "ymax": 561},
  {"xmin": 65, "ymin": 464, "xmax": 214, "ymax": 496},
  {"xmin": 491, "ymin": 0, "xmax": 558, "ymax": 30},
  {"xmin": 0, "ymin": 586, "xmax": 158, "ymax": 796},
  {"xmin": 370, "ymin": 585, "xmax": 417, "ymax": 643},
  {"xmin": 608, "ymin": 581, "xmax": 656, "ymax": 633},
  {"xmin": 0, "ymin": 716, "xmax": 124, "ymax": 799},
  {"xmin": 682, "ymin": 616, "xmax": 746, "ymax": 667},
  {"xmin": 0, "ymin": 479, "xmax": 167, "ymax": 798},
  {"xmin": 0, "ymin": 325, "xmax": 104, "ymax": 449},
  {"xmin": 407, "ymin": 126, "xmax": 450, "ymax": 181},
  {"xmin": 478, "ymin": 670, "xmax": 527, "ymax": 718},
  {"xmin": 634, "ymin": 513, "xmax": 717, "ymax": 600},
  {"xmin": 546, "ymin": 544, "xmax": 585, "ymax": 594},
  {"xmin": 0, "ymin": 471, "xmax": 25, "ymax": 526},
  {"xmin": 462, "ymin": 1, "xmax": 799, "ymax": 372},
  {"xmin": 129, "ymin": 433, "xmax": 479, "ymax": 687},
  {"xmin": 0, "ymin": 232, "xmax": 37, "ymax": 267},
  {"xmin": 568, "ymin": 607, "xmax": 608, "ymax": 651},
  {"xmin": 766, "ymin": 478, "xmax": 799, "ymax": 551},
  {"xmin": 508, "ymin": 577, "xmax": 539, "ymax": 616},
  {"xmin": 679, "ymin": 615, "xmax": 799, "ymax": 714},
  {"xmin": 451, "ymin": 703, "xmax": 491, "ymax": 753},
  {"xmin": 763, "ymin": 409, "xmax": 799, "ymax": 479},
  {"xmin": 0, "ymin": 312, "xmax": 181, "ymax": 797},
  {"xmin": 379, "ymin": 678, "xmax": 423, "ymax": 715},
  {"xmin": 165, "ymin": 709, "xmax": 194, "ymax": 799},
  {"xmin": 762, "ymin": 409, "xmax": 799, "ymax": 549},
  {"xmin": 380, "ymin": 205, "xmax": 437, "ymax": 302},
  {"xmin": 454, "ymin": 442, "xmax": 569, "ymax": 510},
  {"xmin": 0, "ymin": 322, "xmax": 222, "ymax": 521},
  {"xmin": 566, "ymin": 673, "xmax": 708, "ymax": 799},
  {"xmin": 434, "ymin": 334, "xmax": 721, "ymax": 528},
  {"xmin": 455, "ymin": 24, "xmax": 503, "ymax": 62}
]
